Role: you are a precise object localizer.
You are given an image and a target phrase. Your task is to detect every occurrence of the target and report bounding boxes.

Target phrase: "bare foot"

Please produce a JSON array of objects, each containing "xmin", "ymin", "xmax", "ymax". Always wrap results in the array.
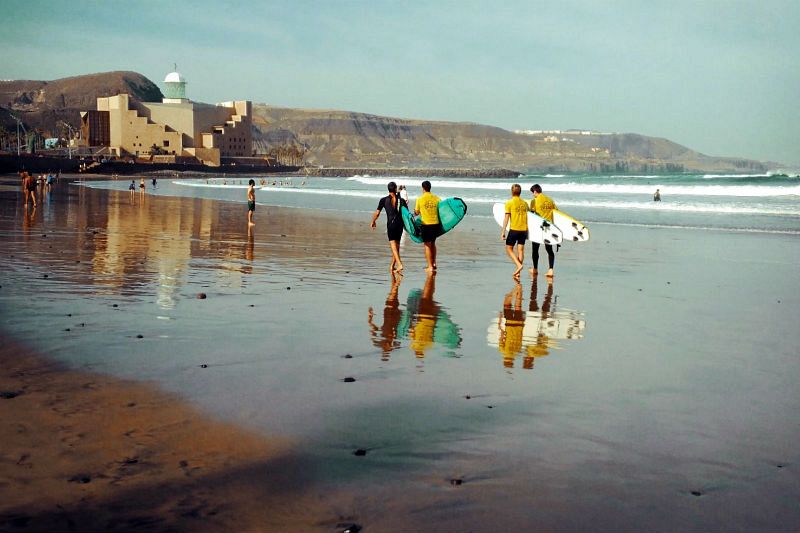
[
  {"xmin": 529, "ymin": 268, "xmax": 538, "ymax": 276},
  {"xmin": 546, "ymin": 269, "xmax": 554, "ymax": 278},
  {"xmin": 394, "ymin": 263, "xmax": 404, "ymax": 272},
  {"xmin": 513, "ymin": 263, "xmax": 523, "ymax": 277}
]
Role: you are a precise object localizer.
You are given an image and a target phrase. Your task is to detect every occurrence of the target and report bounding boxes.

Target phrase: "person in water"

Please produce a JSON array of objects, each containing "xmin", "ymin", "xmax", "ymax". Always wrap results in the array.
[
  {"xmin": 654, "ymin": 189, "xmax": 661, "ymax": 201},
  {"xmin": 501, "ymin": 183, "xmax": 529, "ymax": 279},
  {"xmin": 247, "ymin": 179, "xmax": 256, "ymax": 226},
  {"xmin": 371, "ymin": 181, "xmax": 406, "ymax": 272},
  {"xmin": 414, "ymin": 180, "xmax": 441, "ymax": 273},
  {"xmin": 530, "ymin": 184, "xmax": 557, "ymax": 278}
]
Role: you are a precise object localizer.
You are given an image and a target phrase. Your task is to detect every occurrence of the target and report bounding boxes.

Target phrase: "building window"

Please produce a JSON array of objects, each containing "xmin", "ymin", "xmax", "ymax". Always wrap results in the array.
[{"xmin": 164, "ymin": 140, "xmax": 170, "ymax": 147}]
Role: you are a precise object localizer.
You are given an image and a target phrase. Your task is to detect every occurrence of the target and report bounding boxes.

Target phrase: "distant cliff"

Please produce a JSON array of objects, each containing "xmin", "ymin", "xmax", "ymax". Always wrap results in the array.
[{"xmin": 0, "ymin": 71, "xmax": 769, "ymax": 173}]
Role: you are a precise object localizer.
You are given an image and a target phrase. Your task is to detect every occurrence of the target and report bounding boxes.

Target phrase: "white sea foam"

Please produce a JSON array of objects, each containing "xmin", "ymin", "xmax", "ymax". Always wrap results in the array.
[{"xmin": 702, "ymin": 173, "xmax": 770, "ymax": 179}]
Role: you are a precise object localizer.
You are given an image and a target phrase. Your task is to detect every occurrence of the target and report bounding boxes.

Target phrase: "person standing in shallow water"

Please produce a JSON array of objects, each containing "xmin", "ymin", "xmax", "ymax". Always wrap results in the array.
[
  {"xmin": 247, "ymin": 179, "xmax": 256, "ymax": 226},
  {"xmin": 501, "ymin": 184, "xmax": 529, "ymax": 279},
  {"xmin": 415, "ymin": 180, "xmax": 441, "ymax": 273},
  {"xmin": 530, "ymin": 184, "xmax": 556, "ymax": 278},
  {"xmin": 654, "ymin": 189, "xmax": 661, "ymax": 201},
  {"xmin": 371, "ymin": 181, "xmax": 406, "ymax": 272}
]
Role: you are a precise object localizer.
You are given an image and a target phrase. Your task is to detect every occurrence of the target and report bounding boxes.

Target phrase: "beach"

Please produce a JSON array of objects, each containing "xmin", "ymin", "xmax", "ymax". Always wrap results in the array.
[{"xmin": 1, "ymin": 177, "xmax": 799, "ymax": 532}]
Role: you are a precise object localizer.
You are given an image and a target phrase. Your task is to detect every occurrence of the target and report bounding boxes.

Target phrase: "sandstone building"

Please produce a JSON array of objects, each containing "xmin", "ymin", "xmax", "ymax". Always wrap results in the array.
[{"xmin": 80, "ymin": 69, "xmax": 251, "ymax": 166}]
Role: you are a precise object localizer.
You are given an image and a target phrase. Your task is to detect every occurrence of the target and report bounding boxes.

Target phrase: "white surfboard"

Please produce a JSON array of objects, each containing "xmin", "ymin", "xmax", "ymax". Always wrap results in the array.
[
  {"xmin": 492, "ymin": 203, "xmax": 563, "ymax": 245},
  {"xmin": 552, "ymin": 209, "xmax": 590, "ymax": 242}
]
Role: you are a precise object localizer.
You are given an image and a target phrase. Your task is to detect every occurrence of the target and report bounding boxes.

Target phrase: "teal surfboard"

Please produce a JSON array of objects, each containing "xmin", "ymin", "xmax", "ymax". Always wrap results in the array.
[{"xmin": 401, "ymin": 197, "xmax": 467, "ymax": 243}]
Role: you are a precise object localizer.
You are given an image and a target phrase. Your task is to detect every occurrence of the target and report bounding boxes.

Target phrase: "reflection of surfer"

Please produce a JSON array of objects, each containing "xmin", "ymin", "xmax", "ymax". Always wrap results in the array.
[
  {"xmin": 409, "ymin": 272, "xmax": 439, "ymax": 358},
  {"xmin": 370, "ymin": 181, "xmax": 406, "ymax": 273},
  {"xmin": 530, "ymin": 184, "xmax": 556, "ymax": 278},
  {"xmin": 526, "ymin": 278, "xmax": 555, "ymax": 368},
  {"xmin": 498, "ymin": 282, "xmax": 525, "ymax": 368},
  {"xmin": 367, "ymin": 272, "xmax": 404, "ymax": 359}
]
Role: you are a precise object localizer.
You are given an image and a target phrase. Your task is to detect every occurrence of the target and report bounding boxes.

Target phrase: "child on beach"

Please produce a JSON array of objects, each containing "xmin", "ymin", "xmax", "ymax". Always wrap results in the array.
[
  {"xmin": 370, "ymin": 181, "xmax": 406, "ymax": 273},
  {"xmin": 530, "ymin": 184, "xmax": 556, "ymax": 278},
  {"xmin": 247, "ymin": 179, "xmax": 256, "ymax": 226},
  {"xmin": 139, "ymin": 178, "xmax": 146, "ymax": 196},
  {"xmin": 500, "ymin": 184, "xmax": 529, "ymax": 279},
  {"xmin": 129, "ymin": 180, "xmax": 136, "ymax": 200},
  {"xmin": 414, "ymin": 180, "xmax": 441, "ymax": 273}
]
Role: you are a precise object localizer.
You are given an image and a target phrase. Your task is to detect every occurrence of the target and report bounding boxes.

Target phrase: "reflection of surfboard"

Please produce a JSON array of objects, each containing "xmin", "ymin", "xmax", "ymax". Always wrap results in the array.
[
  {"xmin": 492, "ymin": 203, "xmax": 563, "ymax": 245},
  {"xmin": 401, "ymin": 197, "xmax": 467, "ymax": 244},
  {"xmin": 552, "ymin": 209, "xmax": 590, "ymax": 242},
  {"xmin": 486, "ymin": 310, "xmax": 586, "ymax": 347}
]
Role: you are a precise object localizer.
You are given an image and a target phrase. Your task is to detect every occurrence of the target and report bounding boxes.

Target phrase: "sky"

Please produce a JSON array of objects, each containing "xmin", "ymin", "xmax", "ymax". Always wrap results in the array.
[{"xmin": 2, "ymin": 0, "xmax": 799, "ymax": 165}]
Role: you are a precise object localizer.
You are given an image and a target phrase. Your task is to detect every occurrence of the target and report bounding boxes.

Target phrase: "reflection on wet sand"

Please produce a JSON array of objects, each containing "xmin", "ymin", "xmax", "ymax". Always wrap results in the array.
[
  {"xmin": 488, "ymin": 279, "xmax": 586, "ymax": 370},
  {"xmin": 367, "ymin": 273, "xmax": 462, "ymax": 360}
]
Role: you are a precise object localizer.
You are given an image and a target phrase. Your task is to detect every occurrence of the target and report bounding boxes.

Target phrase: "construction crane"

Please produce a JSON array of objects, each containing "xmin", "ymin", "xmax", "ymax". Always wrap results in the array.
[{"xmin": 57, "ymin": 120, "xmax": 76, "ymax": 159}]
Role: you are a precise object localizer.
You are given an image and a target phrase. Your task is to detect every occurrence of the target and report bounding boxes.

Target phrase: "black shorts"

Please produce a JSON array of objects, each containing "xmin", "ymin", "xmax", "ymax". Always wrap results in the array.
[
  {"xmin": 387, "ymin": 224, "xmax": 403, "ymax": 242},
  {"xmin": 505, "ymin": 229, "xmax": 527, "ymax": 246},
  {"xmin": 421, "ymin": 223, "xmax": 441, "ymax": 243},
  {"xmin": 248, "ymin": 201, "xmax": 255, "ymax": 212}
]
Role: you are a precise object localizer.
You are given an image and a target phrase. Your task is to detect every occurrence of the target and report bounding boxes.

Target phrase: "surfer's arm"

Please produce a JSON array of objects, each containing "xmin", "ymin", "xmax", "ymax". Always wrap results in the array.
[
  {"xmin": 370, "ymin": 209, "xmax": 380, "ymax": 229},
  {"xmin": 501, "ymin": 213, "xmax": 510, "ymax": 238}
]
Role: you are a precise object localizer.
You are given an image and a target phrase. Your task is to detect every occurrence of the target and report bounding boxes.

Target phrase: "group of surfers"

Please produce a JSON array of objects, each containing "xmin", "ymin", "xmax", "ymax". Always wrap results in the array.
[{"xmin": 368, "ymin": 180, "xmax": 558, "ymax": 279}]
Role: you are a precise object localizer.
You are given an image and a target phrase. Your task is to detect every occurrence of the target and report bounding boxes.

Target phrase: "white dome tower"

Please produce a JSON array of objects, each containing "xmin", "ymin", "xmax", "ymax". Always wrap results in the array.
[{"xmin": 163, "ymin": 64, "xmax": 188, "ymax": 103}]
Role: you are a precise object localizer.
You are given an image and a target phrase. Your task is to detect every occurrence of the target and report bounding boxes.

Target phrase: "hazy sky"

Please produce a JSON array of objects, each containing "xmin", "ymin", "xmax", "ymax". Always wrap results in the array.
[{"xmin": 2, "ymin": 0, "xmax": 798, "ymax": 164}]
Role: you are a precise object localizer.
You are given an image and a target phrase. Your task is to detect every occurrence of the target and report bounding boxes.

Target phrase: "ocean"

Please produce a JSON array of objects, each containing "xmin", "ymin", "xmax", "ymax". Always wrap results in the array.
[{"xmin": 90, "ymin": 171, "xmax": 800, "ymax": 235}]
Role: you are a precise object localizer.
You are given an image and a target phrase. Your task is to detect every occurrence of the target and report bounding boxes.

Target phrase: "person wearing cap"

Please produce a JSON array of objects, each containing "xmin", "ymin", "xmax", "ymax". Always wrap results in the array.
[{"xmin": 530, "ymin": 184, "xmax": 556, "ymax": 278}]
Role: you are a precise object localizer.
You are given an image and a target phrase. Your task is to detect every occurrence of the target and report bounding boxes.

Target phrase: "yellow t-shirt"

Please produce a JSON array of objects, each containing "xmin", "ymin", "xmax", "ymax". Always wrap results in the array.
[
  {"xmin": 415, "ymin": 192, "xmax": 441, "ymax": 225},
  {"xmin": 504, "ymin": 196, "xmax": 530, "ymax": 232},
  {"xmin": 533, "ymin": 193, "xmax": 557, "ymax": 222}
]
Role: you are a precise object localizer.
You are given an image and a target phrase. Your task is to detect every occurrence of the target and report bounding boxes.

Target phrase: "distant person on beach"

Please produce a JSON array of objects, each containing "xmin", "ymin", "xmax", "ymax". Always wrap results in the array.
[
  {"xmin": 501, "ymin": 184, "xmax": 529, "ymax": 279},
  {"xmin": 139, "ymin": 177, "xmax": 146, "ymax": 196},
  {"xmin": 530, "ymin": 184, "xmax": 556, "ymax": 278},
  {"xmin": 414, "ymin": 180, "xmax": 441, "ymax": 273},
  {"xmin": 654, "ymin": 189, "xmax": 661, "ymax": 201},
  {"xmin": 399, "ymin": 184, "xmax": 409, "ymax": 204},
  {"xmin": 247, "ymin": 179, "xmax": 256, "ymax": 226},
  {"xmin": 152, "ymin": 177, "xmax": 157, "ymax": 189},
  {"xmin": 46, "ymin": 173, "xmax": 54, "ymax": 191},
  {"xmin": 371, "ymin": 181, "xmax": 407, "ymax": 273},
  {"xmin": 23, "ymin": 172, "xmax": 37, "ymax": 208},
  {"xmin": 129, "ymin": 180, "xmax": 136, "ymax": 200}
]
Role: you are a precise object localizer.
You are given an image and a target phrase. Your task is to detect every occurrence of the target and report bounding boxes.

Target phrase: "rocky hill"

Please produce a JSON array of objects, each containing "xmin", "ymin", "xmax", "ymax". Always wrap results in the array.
[
  {"xmin": 0, "ymin": 71, "xmax": 768, "ymax": 173},
  {"xmin": 0, "ymin": 71, "xmax": 161, "ymax": 133}
]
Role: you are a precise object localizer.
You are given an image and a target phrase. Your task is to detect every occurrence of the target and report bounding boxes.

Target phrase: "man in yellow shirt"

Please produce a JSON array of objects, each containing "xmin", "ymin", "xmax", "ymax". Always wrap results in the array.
[
  {"xmin": 414, "ymin": 180, "xmax": 441, "ymax": 273},
  {"xmin": 500, "ymin": 183, "xmax": 529, "ymax": 279},
  {"xmin": 530, "ymin": 184, "xmax": 557, "ymax": 278}
]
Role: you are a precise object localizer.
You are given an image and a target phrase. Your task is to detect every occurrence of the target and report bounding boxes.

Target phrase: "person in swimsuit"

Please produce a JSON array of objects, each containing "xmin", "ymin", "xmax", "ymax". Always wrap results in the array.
[
  {"xmin": 23, "ymin": 172, "xmax": 37, "ymax": 208},
  {"xmin": 371, "ymin": 181, "xmax": 406, "ymax": 272},
  {"xmin": 247, "ymin": 179, "xmax": 256, "ymax": 226},
  {"xmin": 139, "ymin": 177, "xmax": 146, "ymax": 197}
]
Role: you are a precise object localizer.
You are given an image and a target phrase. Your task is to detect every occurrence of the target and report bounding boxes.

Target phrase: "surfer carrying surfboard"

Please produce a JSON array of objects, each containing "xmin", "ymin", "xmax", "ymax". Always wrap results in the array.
[
  {"xmin": 530, "ymin": 184, "xmax": 557, "ymax": 278},
  {"xmin": 500, "ymin": 184, "xmax": 529, "ymax": 279},
  {"xmin": 371, "ymin": 181, "xmax": 407, "ymax": 273},
  {"xmin": 415, "ymin": 180, "xmax": 442, "ymax": 273}
]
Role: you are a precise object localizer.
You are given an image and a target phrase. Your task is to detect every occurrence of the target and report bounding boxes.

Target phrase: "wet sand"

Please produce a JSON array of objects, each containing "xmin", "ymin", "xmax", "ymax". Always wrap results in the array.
[{"xmin": 1, "ymin": 177, "xmax": 799, "ymax": 531}]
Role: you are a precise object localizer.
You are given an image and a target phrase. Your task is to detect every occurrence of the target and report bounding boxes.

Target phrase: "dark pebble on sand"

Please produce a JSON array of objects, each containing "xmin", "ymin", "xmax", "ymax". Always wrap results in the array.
[
  {"xmin": 196, "ymin": 292, "xmax": 207, "ymax": 299},
  {"xmin": 136, "ymin": 334, "xmax": 143, "ymax": 339},
  {"xmin": 343, "ymin": 354, "xmax": 352, "ymax": 359},
  {"xmin": 249, "ymin": 304, "xmax": 255, "ymax": 307},
  {"xmin": 127, "ymin": 402, "xmax": 136, "ymax": 407},
  {"xmin": 638, "ymin": 288, "xmax": 643, "ymax": 291},
  {"xmin": 281, "ymin": 234, "xmax": 287, "ymax": 237},
  {"xmin": 42, "ymin": 234, "xmax": 46, "ymax": 238},
  {"xmin": 487, "ymin": 405, "xmax": 494, "ymax": 409},
  {"xmin": 690, "ymin": 490, "xmax": 703, "ymax": 497},
  {"xmin": 67, "ymin": 313, "xmax": 72, "ymax": 317},
  {"xmin": 123, "ymin": 457, "xmax": 139, "ymax": 465},
  {"xmin": 337, "ymin": 524, "xmax": 362, "ymax": 533},
  {"xmin": 450, "ymin": 478, "xmax": 463, "ymax": 486},
  {"xmin": 1, "ymin": 391, "xmax": 21, "ymax": 399},
  {"xmin": 69, "ymin": 475, "xmax": 92, "ymax": 484},
  {"xmin": 80, "ymin": 323, "xmax": 85, "ymax": 327},
  {"xmin": 777, "ymin": 464, "xmax": 785, "ymax": 468},
  {"xmin": 43, "ymin": 274, "xmax": 48, "ymax": 278},
  {"xmin": 343, "ymin": 377, "xmax": 356, "ymax": 383},
  {"xmin": 76, "ymin": 260, "xmax": 80, "ymax": 263},
  {"xmin": 353, "ymin": 449, "xmax": 367, "ymax": 456},
  {"xmin": 667, "ymin": 281, "xmax": 671, "ymax": 284},
  {"xmin": 464, "ymin": 395, "xmax": 471, "ymax": 399},
  {"xmin": 179, "ymin": 460, "xmax": 189, "ymax": 468},
  {"xmin": 200, "ymin": 364, "xmax": 208, "ymax": 368},
  {"xmin": 112, "ymin": 304, "xmax": 118, "ymax": 307},
  {"xmin": 286, "ymin": 286, "xmax": 291, "ymax": 290},
  {"xmin": 64, "ymin": 328, "xmax": 71, "ymax": 332}
]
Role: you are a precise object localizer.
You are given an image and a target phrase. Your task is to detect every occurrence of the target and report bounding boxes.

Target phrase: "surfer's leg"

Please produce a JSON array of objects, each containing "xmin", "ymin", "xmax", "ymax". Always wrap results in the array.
[
  {"xmin": 545, "ymin": 244, "xmax": 555, "ymax": 277},
  {"xmin": 530, "ymin": 243, "xmax": 540, "ymax": 275},
  {"xmin": 389, "ymin": 239, "xmax": 403, "ymax": 271},
  {"xmin": 423, "ymin": 242, "xmax": 434, "ymax": 272}
]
